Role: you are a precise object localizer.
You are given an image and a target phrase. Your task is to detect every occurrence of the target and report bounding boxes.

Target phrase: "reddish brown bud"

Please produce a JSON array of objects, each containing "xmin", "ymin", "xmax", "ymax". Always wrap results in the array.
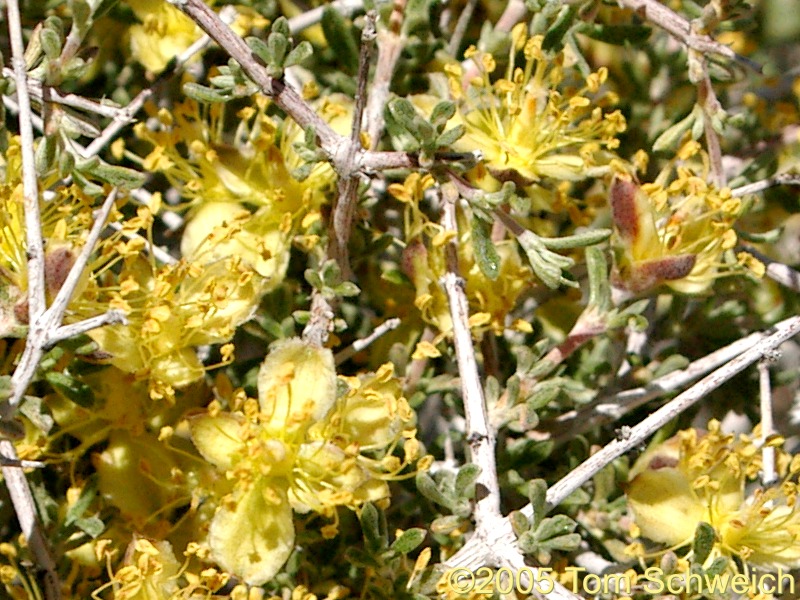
[
  {"xmin": 44, "ymin": 246, "xmax": 76, "ymax": 297},
  {"xmin": 627, "ymin": 254, "xmax": 696, "ymax": 292},
  {"xmin": 14, "ymin": 298, "xmax": 29, "ymax": 324},
  {"xmin": 610, "ymin": 177, "xmax": 640, "ymax": 242},
  {"xmin": 401, "ymin": 239, "xmax": 427, "ymax": 282}
]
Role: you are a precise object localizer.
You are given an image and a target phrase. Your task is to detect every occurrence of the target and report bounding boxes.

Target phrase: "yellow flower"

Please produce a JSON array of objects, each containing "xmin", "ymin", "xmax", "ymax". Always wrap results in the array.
[
  {"xmin": 127, "ymin": 0, "xmax": 201, "ymax": 73},
  {"xmin": 189, "ymin": 339, "xmax": 420, "ymax": 585},
  {"xmin": 104, "ymin": 537, "xmax": 182, "ymax": 600},
  {"xmin": 626, "ymin": 422, "xmax": 800, "ymax": 573},
  {"xmin": 95, "ymin": 537, "xmax": 230, "ymax": 599},
  {"xmin": 86, "ymin": 252, "xmax": 262, "ymax": 395},
  {"xmin": 136, "ymin": 95, "xmax": 351, "ymax": 286},
  {"xmin": 180, "ymin": 201, "xmax": 293, "ymax": 286},
  {"xmin": 0, "ymin": 137, "xmax": 125, "ymax": 335},
  {"xmin": 391, "ymin": 174, "xmax": 532, "ymax": 335},
  {"xmin": 609, "ymin": 161, "xmax": 762, "ymax": 295},
  {"xmin": 137, "ymin": 96, "xmax": 343, "ymax": 212},
  {"xmin": 257, "ymin": 338, "xmax": 338, "ymax": 438},
  {"xmin": 448, "ymin": 25, "xmax": 625, "ymax": 190}
]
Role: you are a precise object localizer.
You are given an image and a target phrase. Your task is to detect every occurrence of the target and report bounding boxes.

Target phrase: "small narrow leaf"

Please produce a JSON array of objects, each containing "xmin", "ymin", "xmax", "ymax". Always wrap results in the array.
[
  {"xmin": 45, "ymin": 371, "xmax": 95, "ymax": 408},
  {"xmin": 390, "ymin": 528, "xmax": 426, "ymax": 554},
  {"xmin": 65, "ymin": 480, "xmax": 98, "ymax": 526},
  {"xmin": 285, "ymin": 41, "xmax": 312, "ymax": 67},
  {"xmin": 183, "ymin": 82, "xmax": 231, "ymax": 103},
  {"xmin": 267, "ymin": 31, "xmax": 289, "ymax": 66},
  {"xmin": 435, "ymin": 125, "xmax": 466, "ymax": 148},
  {"xmin": 540, "ymin": 229, "xmax": 611, "ymax": 250},
  {"xmin": 430, "ymin": 101, "xmax": 456, "ymax": 127},
  {"xmin": 534, "ymin": 514, "xmax": 576, "ymax": 541},
  {"xmin": 415, "ymin": 472, "xmax": 454, "ymax": 510},
  {"xmin": 247, "ymin": 36, "xmax": 273, "ymax": 64},
  {"xmin": 359, "ymin": 503, "xmax": 384, "ymax": 553},
  {"xmin": 653, "ymin": 109, "xmax": 696, "ymax": 153},
  {"xmin": 543, "ymin": 6, "xmax": 577, "ymax": 52},
  {"xmin": 74, "ymin": 515, "xmax": 105, "ymax": 538},
  {"xmin": 471, "ymin": 216, "xmax": 500, "ymax": 280},
  {"xmin": 454, "ymin": 463, "xmax": 481, "ymax": 498},
  {"xmin": 527, "ymin": 479, "xmax": 547, "ymax": 528},
  {"xmin": 321, "ymin": 7, "xmax": 359, "ymax": 74},
  {"xmin": 705, "ymin": 557, "xmax": 729, "ymax": 577},
  {"xmin": 539, "ymin": 533, "xmax": 581, "ymax": 551},
  {"xmin": 693, "ymin": 522, "xmax": 716, "ymax": 565},
  {"xmin": 78, "ymin": 161, "xmax": 145, "ymax": 190},
  {"xmin": 40, "ymin": 27, "xmax": 62, "ymax": 59}
]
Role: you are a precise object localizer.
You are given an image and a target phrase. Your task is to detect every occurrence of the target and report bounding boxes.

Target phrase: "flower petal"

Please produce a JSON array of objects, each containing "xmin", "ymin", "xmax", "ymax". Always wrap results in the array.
[
  {"xmin": 258, "ymin": 338, "xmax": 336, "ymax": 437},
  {"xmin": 189, "ymin": 413, "xmax": 245, "ymax": 470},
  {"xmin": 209, "ymin": 480, "xmax": 294, "ymax": 585},
  {"xmin": 626, "ymin": 467, "xmax": 704, "ymax": 546}
]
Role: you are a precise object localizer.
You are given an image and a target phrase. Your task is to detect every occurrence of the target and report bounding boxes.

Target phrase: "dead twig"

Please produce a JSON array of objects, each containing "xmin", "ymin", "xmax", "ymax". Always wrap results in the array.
[
  {"xmin": 365, "ymin": 0, "xmax": 406, "ymax": 149},
  {"xmin": 616, "ymin": 0, "xmax": 760, "ymax": 70}
]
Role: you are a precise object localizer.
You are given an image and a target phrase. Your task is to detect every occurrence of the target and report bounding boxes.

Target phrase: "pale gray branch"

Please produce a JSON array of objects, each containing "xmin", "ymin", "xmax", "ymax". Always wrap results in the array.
[
  {"xmin": 365, "ymin": 0, "xmax": 406, "ymax": 148},
  {"xmin": 447, "ymin": 0, "xmax": 479, "ymax": 56},
  {"xmin": 48, "ymin": 188, "xmax": 118, "ymax": 325},
  {"xmin": 440, "ymin": 186, "xmax": 501, "ymax": 523},
  {"xmin": 758, "ymin": 357, "xmax": 777, "ymax": 485},
  {"xmin": 0, "ymin": 440, "xmax": 60, "ymax": 600},
  {"xmin": 329, "ymin": 11, "xmax": 377, "ymax": 277},
  {"xmin": 537, "ymin": 314, "xmax": 800, "ymax": 514},
  {"xmin": 615, "ymin": 0, "xmax": 754, "ymax": 67},
  {"xmin": 335, "ymin": 317, "xmax": 401, "ymax": 364},
  {"xmin": 7, "ymin": 0, "xmax": 46, "ymax": 320},
  {"xmin": 543, "ymin": 324, "xmax": 772, "ymax": 443},
  {"xmin": 47, "ymin": 310, "xmax": 128, "ymax": 348},
  {"xmin": 167, "ymin": 0, "xmax": 344, "ymax": 157},
  {"xmin": 2, "ymin": 69, "xmax": 121, "ymax": 117},
  {"xmin": 731, "ymin": 173, "xmax": 800, "ymax": 197}
]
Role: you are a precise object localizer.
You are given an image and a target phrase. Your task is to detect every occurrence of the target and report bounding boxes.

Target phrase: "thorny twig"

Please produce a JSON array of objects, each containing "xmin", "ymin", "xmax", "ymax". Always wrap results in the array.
[
  {"xmin": 330, "ymin": 11, "xmax": 377, "ymax": 278},
  {"xmin": 436, "ymin": 184, "xmax": 583, "ymax": 600},
  {"xmin": 167, "ymin": 0, "xmax": 446, "ymax": 175},
  {"xmin": 82, "ymin": 6, "xmax": 239, "ymax": 160},
  {"xmin": 365, "ymin": 0, "xmax": 406, "ymax": 149},
  {"xmin": 731, "ymin": 172, "xmax": 800, "ymax": 197},
  {"xmin": 0, "ymin": 440, "xmax": 60, "ymax": 600},
  {"xmin": 335, "ymin": 317, "xmax": 401, "ymax": 364},
  {"xmin": 536, "ymin": 315, "xmax": 800, "ymax": 514},
  {"xmin": 303, "ymin": 11, "xmax": 377, "ymax": 346},
  {"xmin": 8, "ymin": 0, "xmax": 46, "ymax": 321},
  {"xmin": 758, "ymin": 358, "xmax": 777, "ymax": 485},
  {"xmin": 447, "ymin": 0, "xmax": 479, "ymax": 57},
  {"xmin": 4, "ymin": 1, "xmax": 61, "ymax": 596},
  {"xmin": 3, "ymin": 93, "xmax": 186, "ymax": 236},
  {"xmin": 0, "ymin": 185, "xmax": 123, "ymax": 600},
  {"xmin": 3, "ymin": 188, "xmax": 126, "ymax": 416},
  {"xmin": 2, "ymin": 68, "xmax": 121, "ymax": 117},
  {"xmin": 540, "ymin": 324, "xmax": 786, "ymax": 444},
  {"xmin": 615, "ymin": 0, "xmax": 760, "ymax": 70},
  {"xmin": 738, "ymin": 245, "xmax": 800, "ymax": 293},
  {"xmin": 437, "ymin": 187, "xmax": 585, "ymax": 600},
  {"xmin": 697, "ymin": 72, "xmax": 726, "ymax": 187},
  {"xmin": 440, "ymin": 184, "xmax": 501, "ymax": 522},
  {"xmin": 444, "ymin": 316, "xmax": 800, "ymax": 579}
]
